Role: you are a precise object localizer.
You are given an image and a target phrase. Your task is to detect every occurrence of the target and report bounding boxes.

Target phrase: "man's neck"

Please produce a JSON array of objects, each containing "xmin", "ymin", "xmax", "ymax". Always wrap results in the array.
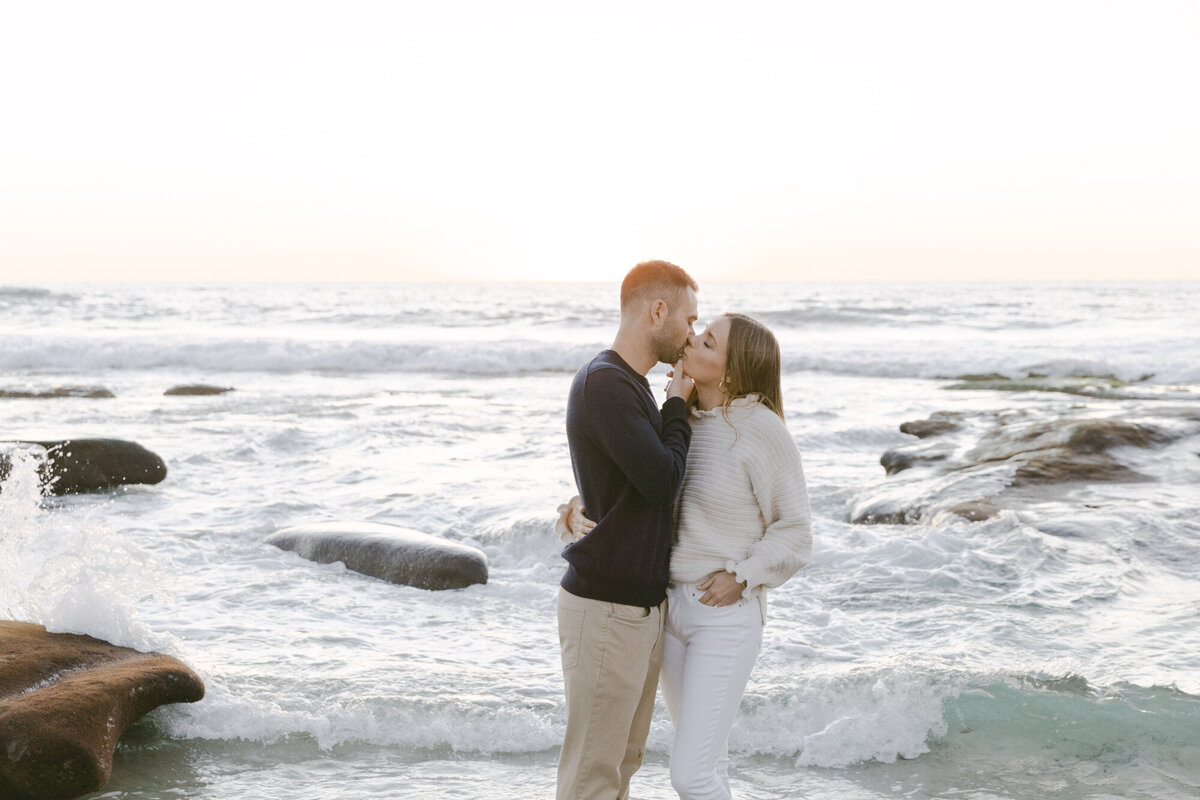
[{"xmin": 609, "ymin": 328, "xmax": 656, "ymax": 376}]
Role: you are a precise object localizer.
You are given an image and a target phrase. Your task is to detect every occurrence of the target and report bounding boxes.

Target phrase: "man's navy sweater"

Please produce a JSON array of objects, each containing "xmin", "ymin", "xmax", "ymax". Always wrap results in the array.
[{"xmin": 561, "ymin": 350, "xmax": 692, "ymax": 607}]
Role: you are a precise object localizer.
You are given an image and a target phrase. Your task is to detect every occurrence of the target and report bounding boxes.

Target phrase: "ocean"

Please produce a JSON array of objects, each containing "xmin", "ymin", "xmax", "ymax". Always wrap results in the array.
[{"xmin": 1, "ymin": 281, "xmax": 1198, "ymax": 799}]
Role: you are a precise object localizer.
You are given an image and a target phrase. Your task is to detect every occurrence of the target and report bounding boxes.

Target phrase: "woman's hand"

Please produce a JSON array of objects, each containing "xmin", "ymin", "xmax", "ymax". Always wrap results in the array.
[
  {"xmin": 697, "ymin": 571, "xmax": 747, "ymax": 607},
  {"xmin": 554, "ymin": 495, "xmax": 596, "ymax": 543},
  {"xmin": 665, "ymin": 359, "xmax": 694, "ymax": 402}
]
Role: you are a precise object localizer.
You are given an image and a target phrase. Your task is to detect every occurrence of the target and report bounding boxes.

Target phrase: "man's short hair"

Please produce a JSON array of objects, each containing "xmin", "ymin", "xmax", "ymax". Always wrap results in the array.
[{"xmin": 620, "ymin": 260, "xmax": 698, "ymax": 312}]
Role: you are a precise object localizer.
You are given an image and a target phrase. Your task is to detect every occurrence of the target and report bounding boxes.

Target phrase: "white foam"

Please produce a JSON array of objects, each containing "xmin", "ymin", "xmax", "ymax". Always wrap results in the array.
[
  {"xmin": 0, "ymin": 448, "xmax": 179, "ymax": 655},
  {"xmin": 0, "ymin": 334, "xmax": 603, "ymax": 376}
]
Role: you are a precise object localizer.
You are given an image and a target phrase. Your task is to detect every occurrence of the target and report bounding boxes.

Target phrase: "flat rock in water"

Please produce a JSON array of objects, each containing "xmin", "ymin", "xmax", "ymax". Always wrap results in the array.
[
  {"xmin": 855, "ymin": 409, "xmax": 1197, "ymax": 525},
  {"xmin": 163, "ymin": 385, "xmax": 234, "ymax": 396},
  {"xmin": 266, "ymin": 521, "xmax": 488, "ymax": 590},
  {"xmin": 0, "ymin": 439, "xmax": 167, "ymax": 495},
  {"xmin": 0, "ymin": 620, "xmax": 205, "ymax": 800},
  {"xmin": 0, "ymin": 386, "xmax": 114, "ymax": 399}
]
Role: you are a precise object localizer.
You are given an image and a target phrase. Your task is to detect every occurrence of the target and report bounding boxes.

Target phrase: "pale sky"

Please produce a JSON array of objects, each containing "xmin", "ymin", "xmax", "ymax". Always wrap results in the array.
[{"xmin": 1, "ymin": 1, "xmax": 1197, "ymax": 283}]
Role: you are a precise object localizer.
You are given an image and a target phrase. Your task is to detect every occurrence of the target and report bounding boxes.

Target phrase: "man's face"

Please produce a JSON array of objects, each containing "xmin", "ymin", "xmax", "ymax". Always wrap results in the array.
[{"xmin": 651, "ymin": 286, "xmax": 698, "ymax": 364}]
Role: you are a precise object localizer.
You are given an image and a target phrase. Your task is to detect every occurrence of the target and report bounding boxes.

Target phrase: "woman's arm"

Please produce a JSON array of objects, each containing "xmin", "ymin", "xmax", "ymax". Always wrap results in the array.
[
  {"xmin": 554, "ymin": 495, "xmax": 596, "ymax": 543},
  {"xmin": 726, "ymin": 421, "xmax": 813, "ymax": 592}
]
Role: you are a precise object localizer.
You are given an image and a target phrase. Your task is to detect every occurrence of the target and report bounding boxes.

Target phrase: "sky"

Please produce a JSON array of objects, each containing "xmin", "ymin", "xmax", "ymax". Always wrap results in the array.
[{"xmin": 1, "ymin": 1, "xmax": 1197, "ymax": 284}]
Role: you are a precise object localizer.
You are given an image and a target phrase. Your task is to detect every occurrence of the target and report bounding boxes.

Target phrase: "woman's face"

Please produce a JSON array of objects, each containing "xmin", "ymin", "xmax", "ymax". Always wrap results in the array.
[{"xmin": 682, "ymin": 315, "xmax": 730, "ymax": 388}]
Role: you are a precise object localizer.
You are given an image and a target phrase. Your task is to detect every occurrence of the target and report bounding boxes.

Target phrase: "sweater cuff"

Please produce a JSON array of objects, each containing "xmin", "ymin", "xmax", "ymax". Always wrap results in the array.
[
  {"xmin": 725, "ymin": 559, "xmax": 763, "ymax": 591},
  {"xmin": 661, "ymin": 395, "xmax": 688, "ymax": 421}
]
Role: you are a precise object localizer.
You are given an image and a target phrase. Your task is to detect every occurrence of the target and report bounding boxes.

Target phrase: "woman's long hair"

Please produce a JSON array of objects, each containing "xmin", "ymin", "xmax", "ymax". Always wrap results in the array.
[{"xmin": 720, "ymin": 313, "xmax": 784, "ymax": 421}]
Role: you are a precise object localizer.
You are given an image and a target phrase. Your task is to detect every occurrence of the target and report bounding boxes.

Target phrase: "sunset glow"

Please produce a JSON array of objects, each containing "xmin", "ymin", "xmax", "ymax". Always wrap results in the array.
[{"xmin": 2, "ymin": 1, "xmax": 1197, "ymax": 283}]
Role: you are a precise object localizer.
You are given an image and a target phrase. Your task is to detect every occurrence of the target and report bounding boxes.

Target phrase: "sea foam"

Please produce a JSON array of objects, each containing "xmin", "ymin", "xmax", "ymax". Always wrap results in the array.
[{"xmin": 0, "ymin": 447, "xmax": 179, "ymax": 656}]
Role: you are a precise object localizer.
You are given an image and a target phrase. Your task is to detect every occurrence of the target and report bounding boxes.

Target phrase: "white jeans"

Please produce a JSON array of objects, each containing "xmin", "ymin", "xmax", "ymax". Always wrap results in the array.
[{"xmin": 660, "ymin": 581, "xmax": 763, "ymax": 800}]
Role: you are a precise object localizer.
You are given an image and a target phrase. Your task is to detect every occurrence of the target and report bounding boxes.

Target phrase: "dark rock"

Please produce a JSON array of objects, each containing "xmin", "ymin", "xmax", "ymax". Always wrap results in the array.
[
  {"xmin": 266, "ymin": 521, "xmax": 488, "ymax": 590},
  {"xmin": 0, "ymin": 440, "xmax": 167, "ymax": 495},
  {"xmin": 947, "ymin": 500, "xmax": 1001, "ymax": 522},
  {"xmin": 163, "ymin": 385, "xmax": 234, "ymax": 396},
  {"xmin": 899, "ymin": 418, "xmax": 960, "ymax": 439},
  {"xmin": 1011, "ymin": 453, "xmax": 1150, "ymax": 486},
  {"xmin": 0, "ymin": 387, "xmax": 114, "ymax": 399},
  {"xmin": 854, "ymin": 409, "xmax": 1192, "ymax": 525},
  {"xmin": 942, "ymin": 375, "xmax": 1129, "ymax": 398},
  {"xmin": 954, "ymin": 373, "xmax": 1009, "ymax": 382},
  {"xmin": 880, "ymin": 449, "xmax": 946, "ymax": 475},
  {"xmin": 851, "ymin": 509, "xmax": 913, "ymax": 525},
  {"xmin": 0, "ymin": 620, "xmax": 204, "ymax": 800},
  {"xmin": 1065, "ymin": 421, "xmax": 1167, "ymax": 453}
]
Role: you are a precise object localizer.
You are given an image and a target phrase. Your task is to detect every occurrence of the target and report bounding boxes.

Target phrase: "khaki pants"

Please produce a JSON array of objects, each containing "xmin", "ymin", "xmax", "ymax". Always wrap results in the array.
[{"xmin": 557, "ymin": 587, "xmax": 665, "ymax": 800}]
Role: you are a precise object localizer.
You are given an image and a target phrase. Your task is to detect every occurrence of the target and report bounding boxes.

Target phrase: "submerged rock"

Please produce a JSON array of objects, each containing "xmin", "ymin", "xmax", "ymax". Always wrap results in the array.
[
  {"xmin": 942, "ymin": 374, "xmax": 1130, "ymax": 399},
  {"xmin": 0, "ymin": 439, "xmax": 167, "ymax": 495},
  {"xmin": 0, "ymin": 386, "xmax": 114, "ymax": 399},
  {"xmin": 0, "ymin": 620, "xmax": 204, "ymax": 800},
  {"xmin": 946, "ymin": 500, "xmax": 1002, "ymax": 522},
  {"xmin": 266, "ymin": 521, "xmax": 488, "ymax": 590},
  {"xmin": 163, "ymin": 385, "xmax": 234, "ymax": 396}
]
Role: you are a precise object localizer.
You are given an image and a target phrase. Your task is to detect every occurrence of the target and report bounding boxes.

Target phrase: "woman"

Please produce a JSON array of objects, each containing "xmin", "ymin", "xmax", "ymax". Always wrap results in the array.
[{"xmin": 558, "ymin": 313, "xmax": 812, "ymax": 800}]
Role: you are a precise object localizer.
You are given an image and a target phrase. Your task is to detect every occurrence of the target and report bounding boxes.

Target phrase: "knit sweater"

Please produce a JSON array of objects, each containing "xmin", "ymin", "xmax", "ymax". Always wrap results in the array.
[{"xmin": 669, "ymin": 395, "xmax": 812, "ymax": 620}]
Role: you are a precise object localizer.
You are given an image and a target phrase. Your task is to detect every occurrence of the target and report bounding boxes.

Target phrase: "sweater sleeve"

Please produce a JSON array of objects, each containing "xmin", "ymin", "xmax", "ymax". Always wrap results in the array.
[
  {"xmin": 585, "ymin": 368, "xmax": 692, "ymax": 505},
  {"xmin": 726, "ymin": 418, "xmax": 812, "ymax": 592}
]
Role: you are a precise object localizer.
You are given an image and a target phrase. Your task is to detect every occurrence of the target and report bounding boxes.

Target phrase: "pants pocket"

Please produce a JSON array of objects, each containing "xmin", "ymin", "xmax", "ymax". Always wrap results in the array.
[
  {"xmin": 610, "ymin": 602, "xmax": 651, "ymax": 620},
  {"xmin": 558, "ymin": 606, "xmax": 586, "ymax": 671}
]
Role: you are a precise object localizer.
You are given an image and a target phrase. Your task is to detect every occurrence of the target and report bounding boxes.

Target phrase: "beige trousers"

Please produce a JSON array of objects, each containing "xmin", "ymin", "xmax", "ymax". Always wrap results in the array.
[{"xmin": 557, "ymin": 587, "xmax": 665, "ymax": 800}]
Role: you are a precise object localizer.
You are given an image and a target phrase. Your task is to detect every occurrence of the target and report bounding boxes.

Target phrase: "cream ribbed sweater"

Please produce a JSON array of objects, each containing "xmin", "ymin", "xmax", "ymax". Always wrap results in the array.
[{"xmin": 670, "ymin": 395, "xmax": 812, "ymax": 620}]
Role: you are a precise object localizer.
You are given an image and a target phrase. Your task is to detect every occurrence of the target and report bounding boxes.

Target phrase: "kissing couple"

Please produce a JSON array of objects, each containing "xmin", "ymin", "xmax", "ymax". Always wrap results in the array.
[{"xmin": 555, "ymin": 260, "xmax": 812, "ymax": 800}]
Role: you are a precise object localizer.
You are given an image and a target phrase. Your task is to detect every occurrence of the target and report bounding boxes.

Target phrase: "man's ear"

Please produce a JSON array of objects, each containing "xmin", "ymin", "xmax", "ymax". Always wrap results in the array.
[{"xmin": 649, "ymin": 298, "xmax": 668, "ymax": 325}]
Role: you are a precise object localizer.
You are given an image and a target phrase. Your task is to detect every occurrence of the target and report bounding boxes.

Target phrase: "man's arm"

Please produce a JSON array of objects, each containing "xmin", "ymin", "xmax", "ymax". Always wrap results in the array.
[{"xmin": 584, "ymin": 368, "xmax": 691, "ymax": 506}]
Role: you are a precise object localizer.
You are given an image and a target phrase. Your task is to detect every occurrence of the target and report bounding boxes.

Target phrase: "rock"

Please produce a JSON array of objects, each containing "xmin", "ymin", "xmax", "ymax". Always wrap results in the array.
[
  {"xmin": 952, "ymin": 373, "xmax": 1009, "ymax": 382},
  {"xmin": 946, "ymin": 500, "xmax": 1001, "ymax": 522},
  {"xmin": 266, "ymin": 521, "xmax": 488, "ymax": 590},
  {"xmin": 899, "ymin": 417, "xmax": 960, "ymax": 439},
  {"xmin": 851, "ymin": 509, "xmax": 912, "ymax": 525},
  {"xmin": 966, "ymin": 420, "xmax": 1169, "ymax": 484},
  {"xmin": 0, "ymin": 620, "xmax": 204, "ymax": 800},
  {"xmin": 853, "ymin": 410, "xmax": 1193, "ymax": 525},
  {"xmin": 163, "ymin": 385, "xmax": 234, "ymax": 396},
  {"xmin": 0, "ymin": 439, "xmax": 167, "ymax": 495},
  {"xmin": 942, "ymin": 375, "xmax": 1129, "ymax": 398},
  {"xmin": 880, "ymin": 448, "xmax": 946, "ymax": 475},
  {"xmin": 0, "ymin": 386, "xmax": 114, "ymax": 399},
  {"xmin": 1012, "ymin": 453, "xmax": 1150, "ymax": 486}
]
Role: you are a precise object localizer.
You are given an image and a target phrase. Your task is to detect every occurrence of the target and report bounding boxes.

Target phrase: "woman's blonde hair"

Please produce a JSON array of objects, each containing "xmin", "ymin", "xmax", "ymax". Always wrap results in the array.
[{"xmin": 720, "ymin": 313, "xmax": 784, "ymax": 421}]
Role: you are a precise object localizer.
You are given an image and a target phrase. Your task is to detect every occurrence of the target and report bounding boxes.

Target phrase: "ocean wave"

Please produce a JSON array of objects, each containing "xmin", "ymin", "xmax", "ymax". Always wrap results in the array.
[
  {"xmin": 0, "ymin": 335, "xmax": 604, "ymax": 376},
  {"xmin": 0, "ymin": 450, "xmax": 178, "ymax": 655},
  {"xmin": 159, "ymin": 661, "xmax": 1200, "ymax": 778},
  {"xmin": 0, "ymin": 286, "xmax": 79, "ymax": 306},
  {"xmin": 781, "ymin": 352, "xmax": 1200, "ymax": 386},
  {"xmin": 5, "ymin": 330, "xmax": 1200, "ymax": 386}
]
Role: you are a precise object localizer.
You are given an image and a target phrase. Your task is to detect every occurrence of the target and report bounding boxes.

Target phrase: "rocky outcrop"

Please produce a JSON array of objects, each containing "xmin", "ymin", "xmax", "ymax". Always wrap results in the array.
[
  {"xmin": 266, "ymin": 521, "xmax": 488, "ymax": 590},
  {"xmin": 0, "ymin": 387, "xmax": 114, "ymax": 399},
  {"xmin": 0, "ymin": 621, "xmax": 205, "ymax": 800},
  {"xmin": 0, "ymin": 439, "xmax": 167, "ymax": 495},
  {"xmin": 855, "ymin": 409, "xmax": 1194, "ymax": 525},
  {"xmin": 163, "ymin": 385, "xmax": 234, "ymax": 396},
  {"xmin": 964, "ymin": 419, "xmax": 1169, "ymax": 487}
]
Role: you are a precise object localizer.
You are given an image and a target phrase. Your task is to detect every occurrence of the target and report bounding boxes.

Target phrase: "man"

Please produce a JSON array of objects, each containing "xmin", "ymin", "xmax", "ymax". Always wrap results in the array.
[{"xmin": 557, "ymin": 260, "xmax": 699, "ymax": 800}]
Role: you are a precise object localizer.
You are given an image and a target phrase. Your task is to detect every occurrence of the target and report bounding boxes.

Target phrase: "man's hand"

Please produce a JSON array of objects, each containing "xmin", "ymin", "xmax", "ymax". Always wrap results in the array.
[
  {"xmin": 666, "ymin": 360, "xmax": 694, "ymax": 402},
  {"xmin": 697, "ymin": 571, "xmax": 747, "ymax": 607}
]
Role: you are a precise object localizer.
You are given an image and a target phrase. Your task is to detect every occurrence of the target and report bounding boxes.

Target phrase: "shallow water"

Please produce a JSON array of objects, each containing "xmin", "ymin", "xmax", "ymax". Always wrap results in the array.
[{"xmin": 2, "ymin": 281, "xmax": 1199, "ymax": 799}]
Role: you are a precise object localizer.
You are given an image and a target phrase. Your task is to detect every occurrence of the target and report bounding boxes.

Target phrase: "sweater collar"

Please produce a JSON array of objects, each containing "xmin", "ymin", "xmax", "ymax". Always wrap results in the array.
[{"xmin": 691, "ymin": 393, "xmax": 762, "ymax": 418}]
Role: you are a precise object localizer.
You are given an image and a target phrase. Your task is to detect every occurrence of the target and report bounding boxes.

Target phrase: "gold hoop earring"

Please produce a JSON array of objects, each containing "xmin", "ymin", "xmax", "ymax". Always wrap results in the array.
[{"xmin": 719, "ymin": 378, "xmax": 728, "ymax": 393}]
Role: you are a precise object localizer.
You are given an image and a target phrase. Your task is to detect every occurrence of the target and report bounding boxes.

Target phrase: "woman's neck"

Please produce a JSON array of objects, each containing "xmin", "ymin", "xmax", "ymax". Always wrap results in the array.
[{"xmin": 695, "ymin": 383, "xmax": 725, "ymax": 411}]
